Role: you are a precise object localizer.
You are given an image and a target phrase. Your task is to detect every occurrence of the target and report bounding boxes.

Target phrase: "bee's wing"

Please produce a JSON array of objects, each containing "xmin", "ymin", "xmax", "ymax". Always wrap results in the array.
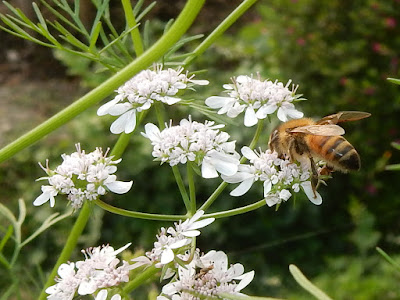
[
  {"xmin": 317, "ymin": 111, "xmax": 371, "ymax": 125},
  {"xmin": 290, "ymin": 124, "xmax": 345, "ymax": 136}
]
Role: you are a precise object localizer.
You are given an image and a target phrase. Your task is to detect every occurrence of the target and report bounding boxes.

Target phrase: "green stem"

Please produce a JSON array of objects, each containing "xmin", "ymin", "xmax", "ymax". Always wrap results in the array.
[
  {"xmin": 38, "ymin": 202, "xmax": 91, "ymax": 300},
  {"xmin": 187, "ymin": 163, "xmax": 196, "ymax": 214},
  {"xmin": 95, "ymin": 199, "xmax": 186, "ymax": 221},
  {"xmin": 0, "ymin": 0, "xmax": 206, "ymax": 164},
  {"xmin": 123, "ymin": 264, "xmax": 159, "ymax": 293},
  {"xmin": 172, "ymin": 166, "xmax": 191, "ymax": 212},
  {"xmin": 183, "ymin": 0, "xmax": 258, "ymax": 66},
  {"xmin": 199, "ymin": 181, "xmax": 228, "ymax": 211},
  {"xmin": 202, "ymin": 199, "xmax": 266, "ymax": 219},
  {"xmin": 121, "ymin": 0, "xmax": 144, "ymax": 57},
  {"xmin": 110, "ymin": 133, "xmax": 133, "ymax": 159},
  {"xmin": 247, "ymin": 119, "xmax": 264, "ymax": 151}
]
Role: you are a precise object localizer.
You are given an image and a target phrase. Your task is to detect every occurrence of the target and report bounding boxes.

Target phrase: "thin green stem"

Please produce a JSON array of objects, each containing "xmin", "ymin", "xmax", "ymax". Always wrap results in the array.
[
  {"xmin": 247, "ymin": 119, "xmax": 264, "ymax": 151},
  {"xmin": 202, "ymin": 199, "xmax": 266, "ymax": 219},
  {"xmin": 199, "ymin": 181, "xmax": 228, "ymax": 211},
  {"xmin": 0, "ymin": 0, "xmax": 206, "ymax": 164},
  {"xmin": 38, "ymin": 202, "xmax": 91, "ymax": 300},
  {"xmin": 123, "ymin": 265, "xmax": 159, "ymax": 293},
  {"xmin": 187, "ymin": 163, "xmax": 196, "ymax": 215},
  {"xmin": 172, "ymin": 166, "xmax": 191, "ymax": 212},
  {"xmin": 183, "ymin": 0, "xmax": 258, "ymax": 67},
  {"xmin": 110, "ymin": 133, "xmax": 133, "ymax": 159},
  {"xmin": 121, "ymin": 0, "xmax": 144, "ymax": 56},
  {"xmin": 95, "ymin": 199, "xmax": 186, "ymax": 221}
]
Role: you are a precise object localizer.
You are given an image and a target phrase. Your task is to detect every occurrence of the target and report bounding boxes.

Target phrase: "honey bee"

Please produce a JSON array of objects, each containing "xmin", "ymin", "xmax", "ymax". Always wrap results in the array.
[{"xmin": 268, "ymin": 111, "xmax": 371, "ymax": 196}]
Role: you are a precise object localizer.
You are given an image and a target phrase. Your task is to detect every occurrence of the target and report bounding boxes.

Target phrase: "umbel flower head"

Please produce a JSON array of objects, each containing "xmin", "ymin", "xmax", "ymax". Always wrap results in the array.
[
  {"xmin": 46, "ymin": 244, "xmax": 132, "ymax": 300},
  {"xmin": 33, "ymin": 144, "xmax": 132, "ymax": 209},
  {"xmin": 205, "ymin": 75, "xmax": 304, "ymax": 126},
  {"xmin": 132, "ymin": 210, "xmax": 215, "ymax": 269},
  {"xmin": 222, "ymin": 147, "xmax": 322, "ymax": 206},
  {"xmin": 97, "ymin": 64, "xmax": 209, "ymax": 134},
  {"xmin": 158, "ymin": 250, "xmax": 254, "ymax": 300},
  {"xmin": 142, "ymin": 117, "xmax": 240, "ymax": 178}
]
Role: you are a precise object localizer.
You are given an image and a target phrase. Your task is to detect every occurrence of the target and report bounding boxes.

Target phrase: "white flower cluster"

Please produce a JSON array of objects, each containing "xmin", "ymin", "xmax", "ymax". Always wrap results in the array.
[
  {"xmin": 132, "ymin": 211, "xmax": 215, "ymax": 269},
  {"xmin": 142, "ymin": 118, "xmax": 240, "ymax": 178},
  {"xmin": 33, "ymin": 144, "xmax": 133, "ymax": 209},
  {"xmin": 222, "ymin": 147, "xmax": 322, "ymax": 207},
  {"xmin": 46, "ymin": 244, "xmax": 132, "ymax": 300},
  {"xmin": 98, "ymin": 65, "xmax": 209, "ymax": 134},
  {"xmin": 158, "ymin": 250, "xmax": 254, "ymax": 300},
  {"xmin": 205, "ymin": 75, "xmax": 304, "ymax": 126}
]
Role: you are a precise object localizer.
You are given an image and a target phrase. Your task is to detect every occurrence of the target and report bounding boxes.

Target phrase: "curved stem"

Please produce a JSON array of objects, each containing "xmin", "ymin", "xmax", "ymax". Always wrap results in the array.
[
  {"xmin": 95, "ymin": 199, "xmax": 186, "ymax": 221},
  {"xmin": 202, "ymin": 199, "xmax": 266, "ymax": 219},
  {"xmin": 183, "ymin": 0, "xmax": 258, "ymax": 67},
  {"xmin": 38, "ymin": 202, "xmax": 91, "ymax": 300},
  {"xmin": 0, "ymin": 0, "xmax": 206, "ymax": 164}
]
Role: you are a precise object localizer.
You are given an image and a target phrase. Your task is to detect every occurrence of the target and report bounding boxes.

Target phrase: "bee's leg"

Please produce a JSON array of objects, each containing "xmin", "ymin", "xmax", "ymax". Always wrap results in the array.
[
  {"xmin": 316, "ymin": 165, "xmax": 334, "ymax": 189},
  {"xmin": 308, "ymin": 155, "xmax": 319, "ymax": 197}
]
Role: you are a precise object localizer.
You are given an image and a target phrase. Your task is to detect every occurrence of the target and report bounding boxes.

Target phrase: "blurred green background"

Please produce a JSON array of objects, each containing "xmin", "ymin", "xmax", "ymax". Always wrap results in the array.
[{"xmin": 1, "ymin": 0, "xmax": 400, "ymax": 299}]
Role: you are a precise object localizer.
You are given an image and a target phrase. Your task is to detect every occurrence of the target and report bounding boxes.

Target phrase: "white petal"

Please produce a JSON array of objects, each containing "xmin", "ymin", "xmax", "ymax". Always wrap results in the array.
[
  {"xmin": 111, "ymin": 295, "xmax": 122, "ymax": 300},
  {"xmin": 244, "ymin": 107, "xmax": 258, "ymax": 127},
  {"xmin": 190, "ymin": 210, "xmax": 204, "ymax": 222},
  {"xmin": 107, "ymin": 102, "xmax": 132, "ymax": 116},
  {"xmin": 222, "ymin": 170, "xmax": 254, "ymax": 184},
  {"xmin": 188, "ymin": 217, "xmax": 215, "ymax": 230},
  {"xmin": 241, "ymin": 146, "xmax": 258, "ymax": 160},
  {"xmin": 263, "ymin": 180, "xmax": 272, "ymax": 196},
  {"xmin": 286, "ymin": 108, "xmax": 304, "ymax": 119},
  {"xmin": 110, "ymin": 110, "xmax": 136, "ymax": 134},
  {"xmin": 105, "ymin": 180, "xmax": 133, "ymax": 194},
  {"xmin": 160, "ymin": 247, "xmax": 175, "ymax": 264},
  {"xmin": 95, "ymin": 290, "xmax": 108, "ymax": 300},
  {"xmin": 170, "ymin": 238, "xmax": 190, "ymax": 249},
  {"xmin": 207, "ymin": 151, "xmax": 239, "ymax": 176},
  {"xmin": 162, "ymin": 96, "xmax": 181, "ymax": 105},
  {"xmin": 301, "ymin": 181, "xmax": 322, "ymax": 205},
  {"xmin": 235, "ymin": 270, "xmax": 255, "ymax": 292},
  {"xmin": 78, "ymin": 280, "xmax": 97, "ymax": 295},
  {"xmin": 201, "ymin": 160, "xmax": 219, "ymax": 178},
  {"xmin": 205, "ymin": 96, "xmax": 230, "ymax": 109},
  {"xmin": 33, "ymin": 192, "xmax": 52, "ymax": 207},
  {"xmin": 190, "ymin": 79, "xmax": 209, "ymax": 85},
  {"xmin": 277, "ymin": 107, "xmax": 288, "ymax": 122},
  {"xmin": 142, "ymin": 123, "xmax": 160, "ymax": 141},
  {"xmin": 230, "ymin": 178, "xmax": 255, "ymax": 196},
  {"xmin": 162, "ymin": 282, "xmax": 180, "ymax": 295},
  {"xmin": 181, "ymin": 230, "xmax": 201, "ymax": 237},
  {"xmin": 97, "ymin": 98, "xmax": 120, "ymax": 116},
  {"xmin": 256, "ymin": 104, "xmax": 277, "ymax": 118},
  {"xmin": 265, "ymin": 196, "xmax": 279, "ymax": 207}
]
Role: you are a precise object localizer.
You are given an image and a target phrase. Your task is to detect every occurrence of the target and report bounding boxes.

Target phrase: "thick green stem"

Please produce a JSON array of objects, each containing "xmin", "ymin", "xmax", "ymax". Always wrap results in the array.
[
  {"xmin": 0, "ymin": 0, "xmax": 206, "ymax": 164},
  {"xmin": 95, "ymin": 199, "xmax": 186, "ymax": 221},
  {"xmin": 183, "ymin": 0, "xmax": 258, "ymax": 67},
  {"xmin": 203, "ymin": 199, "xmax": 266, "ymax": 219},
  {"xmin": 38, "ymin": 202, "xmax": 91, "ymax": 300}
]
